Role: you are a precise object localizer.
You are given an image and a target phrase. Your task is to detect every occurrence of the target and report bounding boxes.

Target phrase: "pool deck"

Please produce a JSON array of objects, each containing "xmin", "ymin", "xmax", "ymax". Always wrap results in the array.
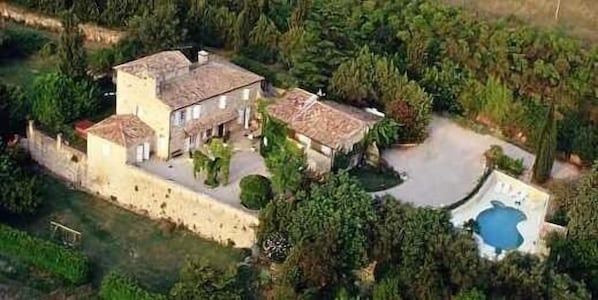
[{"xmin": 451, "ymin": 170, "xmax": 550, "ymax": 259}]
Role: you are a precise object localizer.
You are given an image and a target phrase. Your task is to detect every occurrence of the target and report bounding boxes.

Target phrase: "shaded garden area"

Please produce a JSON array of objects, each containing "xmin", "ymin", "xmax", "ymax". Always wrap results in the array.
[{"xmin": 2, "ymin": 175, "xmax": 242, "ymax": 295}]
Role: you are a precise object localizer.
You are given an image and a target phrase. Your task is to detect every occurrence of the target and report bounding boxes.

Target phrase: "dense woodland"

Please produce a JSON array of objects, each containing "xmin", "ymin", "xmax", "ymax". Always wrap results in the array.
[
  {"xmin": 7, "ymin": 0, "xmax": 598, "ymax": 163},
  {"xmin": 1, "ymin": 0, "xmax": 598, "ymax": 299}
]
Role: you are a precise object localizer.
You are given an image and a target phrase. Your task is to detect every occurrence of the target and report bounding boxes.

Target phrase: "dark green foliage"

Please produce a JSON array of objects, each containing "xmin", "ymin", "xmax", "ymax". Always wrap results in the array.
[
  {"xmin": 0, "ymin": 224, "xmax": 88, "ymax": 284},
  {"xmin": 365, "ymin": 118, "xmax": 401, "ymax": 149},
  {"xmin": 265, "ymin": 140, "xmax": 306, "ymax": 195},
  {"xmin": 0, "ymin": 83, "xmax": 29, "ymax": 138},
  {"xmin": 532, "ymin": 104, "xmax": 557, "ymax": 183},
  {"xmin": 127, "ymin": 2, "xmax": 187, "ymax": 54},
  {"xmin": 0, "ymin": 143, "xmax": 42, "ymax": 215},
  {"xmin": 0, "ymin": 24, "xmax": 49, "ymax": 59},
  {"xmin": 372, "ymin": 274, "xmax": 401, "ymax": 300},
  {"xmin": 58, "ymin": 11, "xmax": 87, "ymax": 79},
  {"xmin": 485, "ymin": 145, "xmax": 525, "ymax": 177},
  {"xmin": 566, "ymin": 163, "xmax": 598, "ymax": 240},
  {"xmin": 239, "ymin": 174, "xmax": 272, "ymax": 210},
  {"xmin": 100, "ymin": 271, "xmax": 166, "ymax": 300},
  {"xmin": 348, "ymin": 164, "xmax": 402, "ymax": 192},
  {"xmin": 169, "ymin": 257, "xmax": 241, "ymax": 300},
  {"xmin": 247, "ymin": 14, "xmax": 280, "ymax": 63},
  {"xmin": 31, "ymin": 72, "xmax": 100, "ymax": 133}
]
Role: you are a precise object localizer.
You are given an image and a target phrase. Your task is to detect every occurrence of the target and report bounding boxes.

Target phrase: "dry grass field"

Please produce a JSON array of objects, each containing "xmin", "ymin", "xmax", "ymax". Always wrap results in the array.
[{"xmin": 442, "ymin": 0, "xmax": 598, "ymax": 43}]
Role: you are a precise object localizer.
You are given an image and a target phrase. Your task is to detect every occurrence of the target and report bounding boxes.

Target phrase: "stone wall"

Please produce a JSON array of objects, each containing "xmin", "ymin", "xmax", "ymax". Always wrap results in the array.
[
  {"xmin": 26, "ymin": 123, "xmax": 258, "ymax": 248},
  {"xmin": 26, "ymin": 123, "xmax": 87, "ymax": 186},
  {"xmin": 0, "ymin": 2, "xmax": 124, "ymax": 44}
]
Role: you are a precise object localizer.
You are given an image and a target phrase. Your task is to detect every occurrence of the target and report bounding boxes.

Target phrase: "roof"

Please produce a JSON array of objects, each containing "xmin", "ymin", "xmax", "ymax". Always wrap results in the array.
[
  {"xmin": 87, "ymin": 115, "xmax": 154, "ymax": 147},
  {"xmin": 114, "ymin": 50, "xmax": 264, "ymax": 110},
  {"xmin": 114, "ymin": 51, "xmax": 191, "ymax": 79},
  {"xmin": 159, "ymin": 62, "xmax": 263, "ymax": 109},
  {"xmin": 267, "ymin": 89, "xmax": 382, "ymax": 150},
  {"xmin": 184, "ymin": 107, "xmax": 238, "ymax": 136}
]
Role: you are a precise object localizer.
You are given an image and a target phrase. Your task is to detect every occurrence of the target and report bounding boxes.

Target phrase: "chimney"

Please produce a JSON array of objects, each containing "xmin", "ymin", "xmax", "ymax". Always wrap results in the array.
[{"xmin": 197, "ymin": 50, "xmax": 209, "ymax": 65}]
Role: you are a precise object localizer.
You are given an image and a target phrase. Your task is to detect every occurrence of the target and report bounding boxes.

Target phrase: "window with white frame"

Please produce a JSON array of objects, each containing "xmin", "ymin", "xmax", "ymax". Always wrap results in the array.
[
  {"xmin": 219, "ymin": 95, "xmax": 227, "ymax": 109},
  {"xmin": 192, "ymin": 105, "xmax": 201, "ymax": 119},
  {"xmin": 243, "ymin": 88, "xmax": 250, "ymax": 100},
  {"xmin": 174, "ymin": 111, "xmax": 182, "ymax": 126}
]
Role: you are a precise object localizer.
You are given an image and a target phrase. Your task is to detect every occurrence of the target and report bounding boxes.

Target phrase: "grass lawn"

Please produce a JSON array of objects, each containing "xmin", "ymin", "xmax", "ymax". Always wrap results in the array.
[
  {"xmin": 349, "ymin": 164, "xmax": 403, "ymax": 192},
  {"xmin": 6, "ymin": 175, "xmax": 242, "ymax": 294},
  {"xmin": 0, "ymin": 54, "xmax": 57, "ymax": 89}
]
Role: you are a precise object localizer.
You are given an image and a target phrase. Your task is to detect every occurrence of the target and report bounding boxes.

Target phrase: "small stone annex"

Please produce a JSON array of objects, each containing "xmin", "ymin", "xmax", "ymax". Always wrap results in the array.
[{"xmin": 267, "ymin": 88, "xmax": 382, "ymax": 172}]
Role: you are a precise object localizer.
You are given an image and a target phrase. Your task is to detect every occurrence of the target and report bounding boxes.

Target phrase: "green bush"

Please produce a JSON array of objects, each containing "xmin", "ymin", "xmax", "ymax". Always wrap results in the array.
[
  {"xmin": 0, "ymin": 224, "xmax": 88, "ymax": 284},
  {"xmin": 485, "ymin": 145, "xmax": 525, "ymax": 177},
  {"xmin": 100, "ymin": 271, "xmax": 166, "ymax": 300},
  {"xmin": 0, "ymin": 25, "xmax": 49, "ymax": 59},
  {"xmin": 240, "ymin": 175, "xmax": 273, "ymax": 210}
]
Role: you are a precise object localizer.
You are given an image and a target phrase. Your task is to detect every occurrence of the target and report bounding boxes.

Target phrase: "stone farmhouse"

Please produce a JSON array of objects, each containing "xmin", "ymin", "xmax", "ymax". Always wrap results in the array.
[
  {"xmin": 268, "ymin": 88, "xmax": 382, "ymax": 173},
  {"xmin": 86, "ymin": 50, "xmax": 265, "ymax": 166}
]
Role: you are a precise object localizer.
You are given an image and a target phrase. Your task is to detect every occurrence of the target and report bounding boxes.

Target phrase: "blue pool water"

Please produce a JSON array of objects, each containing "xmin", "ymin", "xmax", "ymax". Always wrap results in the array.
[{"xmin": 476, "ymin": 200, "xmax": 526, "ymax": 251}]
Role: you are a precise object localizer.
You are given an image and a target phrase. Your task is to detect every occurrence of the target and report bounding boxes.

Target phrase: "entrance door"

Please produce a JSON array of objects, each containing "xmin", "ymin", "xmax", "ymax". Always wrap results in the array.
[{"xmin": 218, "ymin": 124, "xmax": 225, "ymax": 137}]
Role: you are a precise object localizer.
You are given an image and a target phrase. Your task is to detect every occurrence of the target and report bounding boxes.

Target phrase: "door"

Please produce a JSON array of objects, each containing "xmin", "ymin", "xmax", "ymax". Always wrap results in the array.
[
  {"xmin": 218, "ymin": 124, "xmax": 225, "ymax": 137},
  {"xmin": 136, "ymin": 145, "xmax": 143, "ymax": 163}
]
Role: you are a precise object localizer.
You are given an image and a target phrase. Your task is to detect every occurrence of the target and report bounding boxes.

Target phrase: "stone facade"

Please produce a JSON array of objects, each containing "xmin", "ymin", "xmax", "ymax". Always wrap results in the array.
[
  {"xmin": 0, "ymin": 2, "xmax": 124, "ymax": 44},
  {"xmin": 169, "ymin": 81, "xmax": 262, "ymax": 154},
  {"xmin": 26, "ymin": 124, "xmax": 258, "ymax": 248}
]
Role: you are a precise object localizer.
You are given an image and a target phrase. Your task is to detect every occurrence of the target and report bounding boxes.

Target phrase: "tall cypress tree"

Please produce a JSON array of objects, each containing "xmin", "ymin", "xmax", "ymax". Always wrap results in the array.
[
  {"xmin": 532, "ymin": 103, "xmax": 557, "ymax": 183},
  {"xmin": 58, "ymin": 10, "xmax": 87, "ymax": 79}
]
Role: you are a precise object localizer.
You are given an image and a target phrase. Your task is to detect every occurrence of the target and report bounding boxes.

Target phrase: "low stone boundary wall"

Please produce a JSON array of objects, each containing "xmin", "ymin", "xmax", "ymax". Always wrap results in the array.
[
  {"xmin": 26, "ymin": 123, "xmax": 87, "ymax": 186},
  {"xmin": 0, "ymin": 2, "xmax": 124, "ymax": 44},
  {"xmin": 25, "ymin": 123, "xmax": 257, "ymax": 248}
]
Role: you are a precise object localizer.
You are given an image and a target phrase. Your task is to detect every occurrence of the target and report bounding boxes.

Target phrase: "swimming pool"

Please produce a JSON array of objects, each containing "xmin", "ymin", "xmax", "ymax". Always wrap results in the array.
[{"xmin": 476, "ymin": 200, "xmax": 526, "ymax": 251}]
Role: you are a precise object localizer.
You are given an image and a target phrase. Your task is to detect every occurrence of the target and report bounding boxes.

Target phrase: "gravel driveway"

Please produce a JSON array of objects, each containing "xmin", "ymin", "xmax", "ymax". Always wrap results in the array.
[{"xmin": 377, "ymin": 116, "xmax": 580, "ymax": 207}]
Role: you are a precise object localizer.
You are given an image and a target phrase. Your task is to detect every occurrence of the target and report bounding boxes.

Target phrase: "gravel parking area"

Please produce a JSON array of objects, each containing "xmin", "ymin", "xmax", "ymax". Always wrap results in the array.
[{"xmin": 378, "ymin": 116, "xmax": 580, "ymax": 207}]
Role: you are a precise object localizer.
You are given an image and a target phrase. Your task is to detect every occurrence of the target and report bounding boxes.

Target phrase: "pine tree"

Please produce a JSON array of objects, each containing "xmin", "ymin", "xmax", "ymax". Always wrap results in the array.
[
  {"xmin": 532, "ymin": 103, "xmax": 557, "ymax": 183},
  {"xmin": 58, "ymin": 10, "xmax": 87, "ymax": 79}
]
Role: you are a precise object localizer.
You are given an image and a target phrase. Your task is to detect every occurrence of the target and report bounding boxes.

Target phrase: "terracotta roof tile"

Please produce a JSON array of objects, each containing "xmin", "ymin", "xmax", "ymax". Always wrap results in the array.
[
  {"xmin": 87, "ymin": 114, "xmax": 154, "ymax": 147},
  {"xmin": 184, "ymin": 107, "xmax": 238, "ymax": 136},
  {"xmin": 267, "ymin": 89, "xmax": 382, "ymax": 150},
  {"xmin": 114, "ymin": 51, "xmax": 191, "ymax": 79},
  {"xmin": 159, "ymin": 61, "xmax": 263, "ymax": 109}
]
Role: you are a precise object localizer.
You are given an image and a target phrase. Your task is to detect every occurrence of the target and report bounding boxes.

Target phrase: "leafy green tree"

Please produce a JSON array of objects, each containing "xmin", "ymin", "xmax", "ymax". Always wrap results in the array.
[
  {"xmin": 58, "ymin": 11, "xmax": 87, "ymax": 79},
  {"xmin": 0, "ymin": 143, "xmax": 42, "ymax": 215},
  {"xmin": 532, "ymin": 103, "xmax": 557, "ymax": 183},
  {"xmin": 170, "ymin": 258, "xmax": 240, "ymax": 300},
  {"xmin": 265, "ymin": 140, "xmax": 306, "ymax": 195},
  {"xmin": 372, "ymin": 274, "xmax": 402, "ymax": 300},
  {"xmin": 128, "ymin": 2, "xmax": 187, "ymax": 53},
  {"xmin": 193, "ymin": 139, "xmax": 232, "ymax": 187},
  {"xmin": 0, "ymin": 84, "xmax": 29, "ymax": 139},
  {"xmin": 31, "ymin": 72, "xmax": 99, "ymax": 132},
  {"xmin": 365, "ymin": 118, "xmax": 400, "ymax": 149},
  {"xmin": 283, "ymin": 172, "xmax": 376, "ymax": 289},
  {"xmin": 566, "ymin": 163, "xmax": 598, "ymax": 240},
  {"xmin": 247, "ymin": 14, "xmax": 280, "ymax": 63}
]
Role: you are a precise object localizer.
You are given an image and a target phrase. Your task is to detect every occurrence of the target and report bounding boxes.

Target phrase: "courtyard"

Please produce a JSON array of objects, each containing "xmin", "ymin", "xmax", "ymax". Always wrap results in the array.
[
  {"xmin": 378, "ymin": 116, "xmax": 580, "ymax": 207},
  {"xmin": 139, "ymin": 149, "xmax": 269, "ymax": 212}
]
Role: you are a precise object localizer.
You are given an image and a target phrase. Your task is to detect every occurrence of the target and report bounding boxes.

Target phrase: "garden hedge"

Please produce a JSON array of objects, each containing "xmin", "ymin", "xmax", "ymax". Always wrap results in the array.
[
  {"xmin": 0, "ymin": 223, "xmax": 88, "ymax": 284},
  {"xmin": 100, "ymin": 271, "xmax": 166, "ymax": 300},
  {"xmin": 240, "ymin": 175, "xmax": 273, "ymax": 210}
]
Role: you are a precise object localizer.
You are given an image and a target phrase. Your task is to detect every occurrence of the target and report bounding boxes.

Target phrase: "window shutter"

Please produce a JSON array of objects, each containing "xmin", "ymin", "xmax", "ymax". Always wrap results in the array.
[
  {"xmin": 174, "ymin": 111, "xmax": 181, "ymax": 126},
  {"xmin": 143, "ymin": 142, "xmax": 150, "ymax": 160},
  {"xmin": 186, "ymin": 107, "xmax": 192, "ymax": 122},
  {"xmin": 243, "ymin": 89, "xmax": 250, "ymax": 100},
  {"xmin": 193, "ymin": 105, "xmax": 201, "ymax": 119},
  {"xmin": 237, "ymin": 109, "xmax": 244, "ymax": 124},
  {"xmin": 219, "ymin": 95, "xmax": 227, "ymax": 109},
  {"xmin": 136, "ymin": 145, "xmax": 143, "ymax": 162}
]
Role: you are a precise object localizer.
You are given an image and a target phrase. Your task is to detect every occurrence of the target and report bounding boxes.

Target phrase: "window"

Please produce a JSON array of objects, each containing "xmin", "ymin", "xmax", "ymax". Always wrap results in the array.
[
  {"xmin": 136, "ymin": 145, "xmax": 143, "ymax": 162},
  {"xmin": 237, "ymin": 108, "xmax": 244, "ymax": 124},
  {"xmin": 243, "ymin": 88, "xmax": 250, "ymax": 100},
  {"xmin": 219, "ymin": 95, "xmax": 227, "ymax": 109},
  {"xmin": 180, "ymin": 110, "xmax": 187, "ymax": 124},
  {"xmin": 174, "ymin": 111, "xmax": 182, "ymax": 126},
  {"xmin": 192, "ymin": 105, "xmax": 201, "ymax": 119}
]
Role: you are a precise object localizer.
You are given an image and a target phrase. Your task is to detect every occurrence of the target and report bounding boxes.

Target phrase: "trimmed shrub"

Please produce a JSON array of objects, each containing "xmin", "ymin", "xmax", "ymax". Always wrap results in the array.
[
  {"xmin": 240, "ymin": 175, "xmax": 272, "ymax": 210},
  {"xmin": 0, "ymin": 224, "xmax": 88, "ymax": 284},
  {"xmin": 100, "ymin": 271, "xmax": 166, "ymax": 300},
  {"xmin": 485, "ymin": 145, "xmax": 525, "ymax": 177}
]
